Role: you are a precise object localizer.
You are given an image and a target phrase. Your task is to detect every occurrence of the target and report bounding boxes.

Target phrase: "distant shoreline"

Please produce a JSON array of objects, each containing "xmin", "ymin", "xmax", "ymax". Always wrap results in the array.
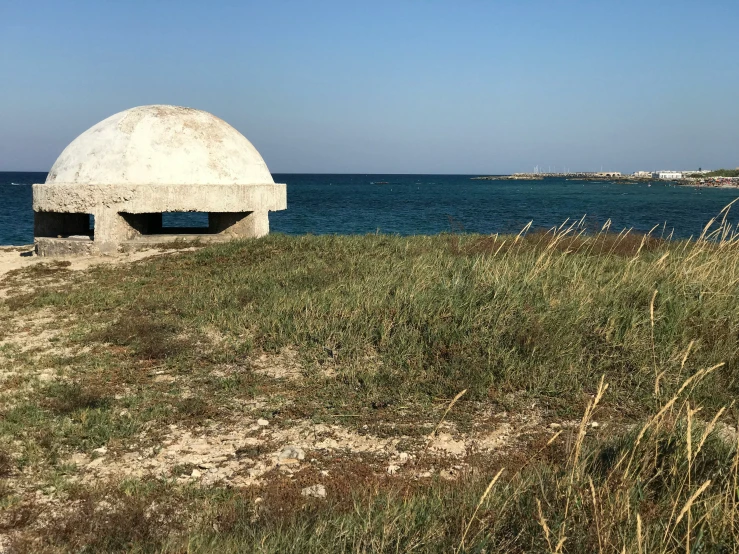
[{"xmin": 472, "ymin": 174, "xmax": 739, "ymax": 188}]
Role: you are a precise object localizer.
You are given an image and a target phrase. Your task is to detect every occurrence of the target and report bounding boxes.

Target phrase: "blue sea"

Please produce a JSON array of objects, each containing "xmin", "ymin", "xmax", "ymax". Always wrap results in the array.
[{"xmin": 2, "ymin": 172, "xmax": 739, "ymax": 246}]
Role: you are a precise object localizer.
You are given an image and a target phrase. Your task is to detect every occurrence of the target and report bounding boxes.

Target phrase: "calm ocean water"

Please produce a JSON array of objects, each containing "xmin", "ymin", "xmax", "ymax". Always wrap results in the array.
[{"xmin": 2, "ymin": 172, "xmax": 739, "ymax": 246}]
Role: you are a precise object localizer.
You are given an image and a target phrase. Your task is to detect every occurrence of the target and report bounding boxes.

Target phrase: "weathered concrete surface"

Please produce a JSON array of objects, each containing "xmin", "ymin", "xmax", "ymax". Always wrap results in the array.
[
  {"xmin": 33, "ymin": 184, "xmax": 286, "ymax": 214},
  {"xmin": 33, "ymin": 105, "xmax": 286, "ymax": 256},
  {"xmin": 45, "ymin": 105, "xmax": 274, "ymax": 186},
  {"xmin": 208, "ymin": 211, "xmax": 269, "ymax": 238},
  {"xmin": 35, "ymin": 237, "xmax": 98, "ymax": 257}
]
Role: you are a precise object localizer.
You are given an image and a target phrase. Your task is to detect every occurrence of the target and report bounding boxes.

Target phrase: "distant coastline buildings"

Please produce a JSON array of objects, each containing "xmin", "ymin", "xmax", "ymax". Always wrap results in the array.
[
  {"xmin": 655, "ymin": 171, "xmax": 684, "ymax": 180},
  {"xmin": 632, "ymin": 169, "xmax": 711, "ymax": 180}
]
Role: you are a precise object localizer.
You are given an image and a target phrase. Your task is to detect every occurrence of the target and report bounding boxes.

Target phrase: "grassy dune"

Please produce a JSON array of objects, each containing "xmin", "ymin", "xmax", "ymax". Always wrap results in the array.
[{"xmin": 1, "ymin": 208, "xmax": 739, "ymax": 552}]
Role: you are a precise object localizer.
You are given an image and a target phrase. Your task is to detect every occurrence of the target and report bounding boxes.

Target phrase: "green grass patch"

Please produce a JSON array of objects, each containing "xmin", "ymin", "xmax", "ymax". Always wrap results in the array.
[{"xmin": 2, "ymin": 222, "xmax": 739, "ymax": 551}]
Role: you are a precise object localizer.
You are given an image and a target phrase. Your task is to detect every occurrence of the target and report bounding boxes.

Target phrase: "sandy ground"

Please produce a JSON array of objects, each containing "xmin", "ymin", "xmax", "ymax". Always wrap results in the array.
[{"xmin": 0, "ymin": 245, "xmax": 197, "ymax": 297}]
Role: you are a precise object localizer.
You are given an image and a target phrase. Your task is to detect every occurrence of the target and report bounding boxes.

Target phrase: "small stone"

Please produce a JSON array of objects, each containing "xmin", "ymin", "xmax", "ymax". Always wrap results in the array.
[
  {"xmin": 398, "ymin": 452, "xmax": 410, "ymax": 463},
  {"xmin": 549, "ymin": 423, "xmax": 561, "ymax": 429},
  {"xmin": 257, "ymin": 418, "xmax": 269, "ymax": 427},
  {"xmin": 590, "ymin": 422, "xmax": 600, "ymax": 429},
  {"xmin": 92, "ymin": 446, "xmax": 108, "ymax": 456},
  {"xmin": 70, "ymin": 453, "xmax": 89, "ymax": 466},
  {"xmin": 301, "ymin": 484, "xmax": 326, "ymax": 499},
  {"xmin": 320, "ymin": 470, "xmax": 329, "ymax": 477},
  {"xmin": 278, "ymin": 446, "xmax": 305, "ymax": 461},
  {"xmin": 387, "ymin": 464, "xmax": 400, "ymax": 475},
  {"xmin": 191, "ymin": 469, "xmax": 202, "ymax": 478},
  {"xmin": 198, "ymin": 462, "xmax": 214, "ymax": 469},
  {"xmin": 278, "ymin": 458, "xmax": 299, "ymax": 466}
]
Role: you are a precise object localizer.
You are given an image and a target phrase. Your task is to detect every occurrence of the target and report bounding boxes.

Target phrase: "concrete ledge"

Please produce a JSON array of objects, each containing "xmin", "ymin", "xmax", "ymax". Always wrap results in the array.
[
  {"xmin": 0, "ymin": 244, "xmax": 35, "ymax": 253},
  {"xmin": 118, "ymin": 234, "xmax": 237, "ymax": 253},
  {"xmin": 35, "ymin": 237, "xmax": 99, "ymax": 257},
  {"xmin": 32, "ymin": 183, "xmax": 287, "ymax": 214}
]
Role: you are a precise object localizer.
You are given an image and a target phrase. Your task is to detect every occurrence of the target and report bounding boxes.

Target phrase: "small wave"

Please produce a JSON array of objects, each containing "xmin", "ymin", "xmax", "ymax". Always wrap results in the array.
[{"xmin": 7, "ymin": 182, "xmax": 31, "ymax": 186}]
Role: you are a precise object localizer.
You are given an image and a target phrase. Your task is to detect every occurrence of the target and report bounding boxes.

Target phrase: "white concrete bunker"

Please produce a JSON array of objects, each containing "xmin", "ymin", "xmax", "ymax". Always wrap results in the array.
[{"xmin": 33, "ymin": 105, "xmax": 286, "ymax": 256}]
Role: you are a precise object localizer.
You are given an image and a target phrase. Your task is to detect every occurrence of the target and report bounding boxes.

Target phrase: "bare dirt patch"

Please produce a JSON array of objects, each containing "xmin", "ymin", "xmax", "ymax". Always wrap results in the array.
[
  {"xmin": 62, "ymin": 398, "xmax": 555, "ymax": 493},
  {"xmin": 251, "ymin": 347, "xmax": 304, "ymax": 381}
]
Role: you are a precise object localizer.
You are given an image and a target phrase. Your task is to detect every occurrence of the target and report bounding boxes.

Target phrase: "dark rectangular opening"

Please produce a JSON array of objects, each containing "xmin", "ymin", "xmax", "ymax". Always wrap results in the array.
[
  {"xmin": 34, "ymin": 212, "xmax": 93, "ymax": 239},
  {"xmin": 121, "ymin": 212, "xmax": 216, "ymax": 236}
]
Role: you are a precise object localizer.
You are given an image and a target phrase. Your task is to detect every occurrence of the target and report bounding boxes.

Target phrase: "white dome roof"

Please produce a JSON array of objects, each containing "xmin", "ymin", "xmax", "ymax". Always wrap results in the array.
[{"xmin": 46, "ymin": 105, "xmax": 274, "ymax": 186}]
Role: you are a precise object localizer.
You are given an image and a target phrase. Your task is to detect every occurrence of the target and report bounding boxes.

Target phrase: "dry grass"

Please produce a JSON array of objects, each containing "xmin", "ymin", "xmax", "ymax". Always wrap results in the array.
[{"xmin": 2, "ymin": 202, "xmax": 739, "ymax": 552}]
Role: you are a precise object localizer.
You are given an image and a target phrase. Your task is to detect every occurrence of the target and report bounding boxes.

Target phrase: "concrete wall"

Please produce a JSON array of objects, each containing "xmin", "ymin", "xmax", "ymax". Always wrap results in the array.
[
  {"xmin": 33, "ymin": 183, "xmax": 286, "ymax": 214},
  {"xmin": 32, "ymin": 183, "xmax": 284, "ymax": 255}
]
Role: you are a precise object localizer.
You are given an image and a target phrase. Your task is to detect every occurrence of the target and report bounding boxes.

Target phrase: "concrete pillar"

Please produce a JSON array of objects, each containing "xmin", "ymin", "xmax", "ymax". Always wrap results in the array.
[
  {"xmin": 94, "ymin": 209, "xmax": 140, "ymax": 254},
  {"xmin": 34, "ymin": 212, "xmax": 90, "ymax": 237},
  {"xmin": 209, "ymin": 211, "xmax": 269, "ymax": 238}
]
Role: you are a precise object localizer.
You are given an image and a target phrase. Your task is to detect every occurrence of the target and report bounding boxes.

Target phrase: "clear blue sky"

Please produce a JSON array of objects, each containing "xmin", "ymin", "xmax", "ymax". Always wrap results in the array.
[{"xmin": 1, "ymin": 0, "xmax": 737, "ymax": 174}]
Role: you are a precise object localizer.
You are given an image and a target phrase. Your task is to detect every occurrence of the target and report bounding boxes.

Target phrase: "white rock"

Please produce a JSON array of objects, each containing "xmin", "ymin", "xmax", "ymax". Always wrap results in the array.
[
  {"xmin": 257, "ymin": 419, "xmax": 269, "ymax": 427},
  {"xmin": 191, "ymin": 469, "xmax": 202, "ymax": 478},
  {"xmin": 387, "ymin": 464, "xmax": 400, "ymax": 475},
  {"xmin": 278, "ymin": 446, "xmax": 305, "ymax": 460},
  {"xmin": 590, "ymin": 422, "xmax": 600, "ymax": 429},
  {"xmin": 69, "ymin": 453, "xmax": 89, "ymax": 466},
  {"xmin": 398, "ymin": 452, "xmax": 410, "ymax": 463},
  {"xmin": 430, "ymin": 433, "xmax": 466, "ymax": 456},
  {"xmin": 301, "ymin": 484, "xmax": 326, "ymax": 499},
  {"xmin": 92, "ymin": 446, "xmax": 108, "ymax": 456}
]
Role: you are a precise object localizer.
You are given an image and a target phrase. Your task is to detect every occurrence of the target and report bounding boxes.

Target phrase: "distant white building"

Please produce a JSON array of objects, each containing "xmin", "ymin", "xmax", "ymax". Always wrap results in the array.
[
  {"xmin": 655, "ymin": 171, "xmax": 683, "ymax": 180},
  {"xmin": 633, "ymin": 171, "xmax": 652, "ymax": 178}
]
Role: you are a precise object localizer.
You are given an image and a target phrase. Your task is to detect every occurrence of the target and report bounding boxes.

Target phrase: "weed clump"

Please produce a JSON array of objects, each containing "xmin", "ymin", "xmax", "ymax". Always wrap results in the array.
[
  {"xmin": 0, "ymin": 449, "xmax": 13, "ymax": 477},
  {"xmin": 10, "ymin": 483, "xmax": 181, "ymax": 553},
  {"xmin": 176, "ymin": 397, "xmax": 215, "ymax": 420},
  {"xmin": 89, "ymin": 312, "xmax": 188, "ymax": 360},
  {"xmin": 43, "ymin": 381, "xmax": 110, "ymax": 415}
]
